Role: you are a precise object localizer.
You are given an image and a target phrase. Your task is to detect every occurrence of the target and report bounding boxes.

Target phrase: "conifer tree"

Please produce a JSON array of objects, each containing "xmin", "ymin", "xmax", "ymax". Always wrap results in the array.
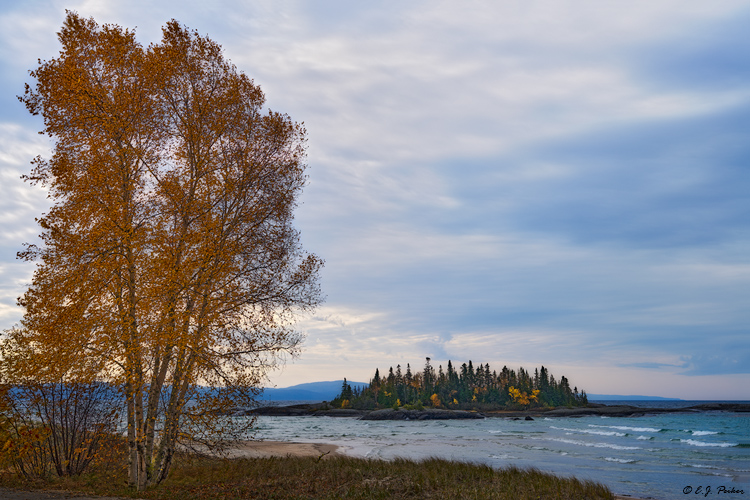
[{"xmin": 333, "ymin": 360, "xmax": 586, "ymax": 411}]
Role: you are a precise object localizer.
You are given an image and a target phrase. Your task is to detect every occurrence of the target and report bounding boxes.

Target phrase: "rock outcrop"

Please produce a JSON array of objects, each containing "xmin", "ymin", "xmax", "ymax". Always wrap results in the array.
[{"xmin": 360, "ymin": 409, "xmax": 484, "ymax": 420}]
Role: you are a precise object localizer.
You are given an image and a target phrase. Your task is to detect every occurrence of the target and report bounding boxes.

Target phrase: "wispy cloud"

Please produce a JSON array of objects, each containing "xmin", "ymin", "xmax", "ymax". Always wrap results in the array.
[{"xmin": 1, "ymin": 0, "xmax": 749, "ymax": 398}]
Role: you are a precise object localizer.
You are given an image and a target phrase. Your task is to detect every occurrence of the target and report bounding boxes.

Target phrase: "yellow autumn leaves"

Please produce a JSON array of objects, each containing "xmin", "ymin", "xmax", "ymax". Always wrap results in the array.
[
  {"xmin": 12, "ymin": 11, "xmax": 322, "ymax": 490},
  {"xmin": 508, "ymin": 386, "xmax": 540, "ymax": 408}
]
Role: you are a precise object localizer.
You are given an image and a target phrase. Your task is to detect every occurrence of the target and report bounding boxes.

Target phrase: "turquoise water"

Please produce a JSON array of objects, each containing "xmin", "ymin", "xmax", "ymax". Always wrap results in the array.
[{"xmin": 250, "ymin": 403, "xmax": 749, "ymax": 500}]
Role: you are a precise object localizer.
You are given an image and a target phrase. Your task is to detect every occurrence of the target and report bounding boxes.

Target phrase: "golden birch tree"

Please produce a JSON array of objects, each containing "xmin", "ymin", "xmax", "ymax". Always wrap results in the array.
[{"xmin": 5, "ymin": 12, "xmax": 322, "ymax": 490}]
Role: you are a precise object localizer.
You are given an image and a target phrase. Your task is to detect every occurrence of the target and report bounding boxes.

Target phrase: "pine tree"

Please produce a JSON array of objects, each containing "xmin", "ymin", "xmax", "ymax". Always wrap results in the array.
[{"xmin": 331, "ymin": 360, "xmax": 587, "ymax": 411}]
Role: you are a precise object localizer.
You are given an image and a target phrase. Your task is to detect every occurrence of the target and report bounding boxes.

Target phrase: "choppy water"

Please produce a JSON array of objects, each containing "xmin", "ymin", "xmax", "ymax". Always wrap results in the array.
[{"xmin": 248, "ymin": 401, "xmax": 749, "ymax": 500}]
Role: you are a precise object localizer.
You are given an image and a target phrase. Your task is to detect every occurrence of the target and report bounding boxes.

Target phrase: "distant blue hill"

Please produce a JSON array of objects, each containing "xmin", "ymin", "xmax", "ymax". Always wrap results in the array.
[
  {"xmin": 258, "ymin": 380, "xmax": 369, "ymax": 401},
  {"xmin": 588, "ymin": 394, "xmax": 682, "ymax": 401}
]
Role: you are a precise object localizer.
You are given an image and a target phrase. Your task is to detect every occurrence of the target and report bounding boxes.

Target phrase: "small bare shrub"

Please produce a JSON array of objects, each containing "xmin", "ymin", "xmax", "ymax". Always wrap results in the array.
[{"xmin": 1, "ymin": 381, "xmax": 122, "ymax": 478}]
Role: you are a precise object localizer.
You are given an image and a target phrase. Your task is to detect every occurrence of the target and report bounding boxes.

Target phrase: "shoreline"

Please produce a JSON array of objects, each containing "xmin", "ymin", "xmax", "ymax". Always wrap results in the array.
[
  {"xmin": 234, "ymin": 404, "xmax": 749, "ymax": 500},
  {"xmin": 227, "ymin": 440, "xmax": 651, "ymax": 500},
  {"xmin": 222, "ymin": 439, "xmax": 342, "ymax": 459},
  {"xmin": 245, "ymin": 402, "xmax": 750, "ymax": 419}
]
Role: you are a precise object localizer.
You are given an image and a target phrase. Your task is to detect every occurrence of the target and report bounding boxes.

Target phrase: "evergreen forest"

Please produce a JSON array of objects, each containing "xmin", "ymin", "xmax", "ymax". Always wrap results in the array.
[{"xmin": 332, "ymin": 359, "xmax": 588, "ymax": 410}]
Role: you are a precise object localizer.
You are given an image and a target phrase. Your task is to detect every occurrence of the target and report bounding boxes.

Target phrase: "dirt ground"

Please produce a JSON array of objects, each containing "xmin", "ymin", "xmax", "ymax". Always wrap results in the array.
[
  {"xmin": 0, "ymin": 489, "xmax": 138, "ymax": 500},
  {"xmin": 0, "ymin": 487, "xmax": 650, "ymax": 500}
]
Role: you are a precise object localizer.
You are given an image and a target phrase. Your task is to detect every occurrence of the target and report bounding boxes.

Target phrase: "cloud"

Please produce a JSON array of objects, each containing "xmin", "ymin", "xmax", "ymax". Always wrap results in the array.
[
  {"xmin": 0, "ymin": 123, "xmax": 52, "ymax": 328},
  {"xmin": 497, "ymin": 102, "xmax": 750, "ymax": 249},
  {"xmin": 633, "ymin": 11, "xmax": 750, "ymax": 91},
  {"xmin": 618, "ymin": 362, "xmax": 690, "ymax": 371},
  {"xmin": 681, "ymin": 350, "xmax": 750, "ymax": 376},
  {"xmin": 0, "ymin": 124, "xmax": 53, "ymax": 238},
  {"xmin": 2, "ymin": 0, "xmax": 750, "ymax": 398}
]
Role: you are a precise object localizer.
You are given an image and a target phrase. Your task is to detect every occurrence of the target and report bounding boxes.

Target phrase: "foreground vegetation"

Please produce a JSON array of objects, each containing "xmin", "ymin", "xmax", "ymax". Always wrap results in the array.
[
  {"xmin": 0, "ymin": 452, "xmax": 615, "ymax": 500},
  {"xmin": 1, "ymin": 386, "xmax": 613, "ymax": 499}
]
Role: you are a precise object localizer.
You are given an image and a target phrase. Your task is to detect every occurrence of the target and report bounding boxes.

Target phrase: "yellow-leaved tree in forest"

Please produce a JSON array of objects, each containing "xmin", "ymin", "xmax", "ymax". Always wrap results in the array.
[
  {"xmin": 508, "ymin": 387, "xmax": 540, "ymax": 408},
  {"xmin": 3, "ymin": 12, "xmax": 322, "ymax": 490}
]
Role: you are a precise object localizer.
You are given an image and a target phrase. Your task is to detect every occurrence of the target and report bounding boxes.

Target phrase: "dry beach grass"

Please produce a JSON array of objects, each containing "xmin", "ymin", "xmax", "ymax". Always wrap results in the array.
[{"xmin": 0, "ymin": 440, "xmax": 654, "ymax": 500}]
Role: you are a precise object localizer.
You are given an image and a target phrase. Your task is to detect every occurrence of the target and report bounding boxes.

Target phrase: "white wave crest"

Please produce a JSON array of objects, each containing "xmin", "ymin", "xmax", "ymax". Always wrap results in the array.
[
  {"xmin": 681, "ymin": 439, "xmax": 737, "ymax": 448},
  {"xmin": 552, "ymin": 426, "xmax": 626, "ymax": 437},
  {"xmin": 544, "ymin": 437, "xmax": 640, "ymax": 450},
  {"xmin": 604, "ymin": 457, "xmax": 637, "ymax": 464},
  {"xmin": 681, "ymin": 463, "xmax": 720, "ymax": 470},
  {"xmin": 589, "ymin": 424, "xmax": 660, "ymax": 433}
]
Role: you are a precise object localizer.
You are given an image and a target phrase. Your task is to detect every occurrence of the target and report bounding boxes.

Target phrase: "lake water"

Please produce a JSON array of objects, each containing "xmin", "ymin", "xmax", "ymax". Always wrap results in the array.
[{"xmin": 249, "ymin": 401, "xmax": 750, "ymax": 500}]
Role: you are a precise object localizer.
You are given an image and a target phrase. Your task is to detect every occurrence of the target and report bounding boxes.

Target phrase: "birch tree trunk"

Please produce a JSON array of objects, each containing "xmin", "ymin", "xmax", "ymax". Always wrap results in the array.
[{"xmin": 10, "ymin": 12, "xmax": 323, "ymax": 491}]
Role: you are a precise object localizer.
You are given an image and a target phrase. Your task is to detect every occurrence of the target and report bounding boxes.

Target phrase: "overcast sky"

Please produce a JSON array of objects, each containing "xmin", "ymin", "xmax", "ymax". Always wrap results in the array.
[{"xmin": 1, "ymin": 1, "xmax": 749, "ymax": 400}]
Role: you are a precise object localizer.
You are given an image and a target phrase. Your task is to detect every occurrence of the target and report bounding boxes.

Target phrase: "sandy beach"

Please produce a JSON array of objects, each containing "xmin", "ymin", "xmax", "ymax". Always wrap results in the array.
[{"xmin": 222, "ymin": 440, "xmax": 342, "ymax": 460}]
